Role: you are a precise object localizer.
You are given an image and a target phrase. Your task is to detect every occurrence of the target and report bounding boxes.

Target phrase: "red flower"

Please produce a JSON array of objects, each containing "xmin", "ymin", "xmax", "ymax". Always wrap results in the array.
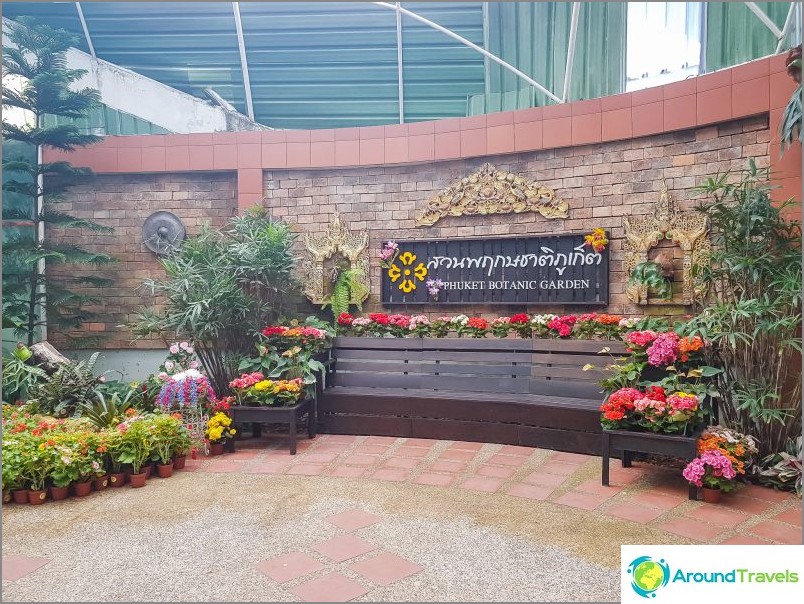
[
  {"xmin": 261, "ymin": 325, "xmax": 288, "ymax": 337},
  {"xmin": 337, "ymin": 313, "xmax": 354, "ymax": 326},
  {"xmin": 645, "ymin": 386, "xmax": 666, "ymax": 402},
  {"xmin": 369, "ymin": 313, "xmax": 390, "ymax": 325},
  {"xmin": 510, "ymin": 313, "xmax": 529, "ymax": 325},
  {"xmin": 467, "ymin": 317, "xmax": 489, "ymax": 330}
]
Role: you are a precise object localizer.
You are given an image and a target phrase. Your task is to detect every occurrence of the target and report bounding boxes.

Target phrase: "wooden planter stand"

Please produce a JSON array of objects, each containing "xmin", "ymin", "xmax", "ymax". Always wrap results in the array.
[
  {"xmin": 230, "ymin": 398, "xmax": 316, "ymax": 455},
  {"xmin": 601, "ymin": 428, "xmax": 701, "ymax": 500}
]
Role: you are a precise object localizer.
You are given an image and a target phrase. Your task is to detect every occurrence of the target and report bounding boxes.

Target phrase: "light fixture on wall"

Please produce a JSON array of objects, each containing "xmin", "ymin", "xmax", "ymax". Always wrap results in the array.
[{"xmin": 142, "ymin": 211, "xmax": 186, "ymax": 256}]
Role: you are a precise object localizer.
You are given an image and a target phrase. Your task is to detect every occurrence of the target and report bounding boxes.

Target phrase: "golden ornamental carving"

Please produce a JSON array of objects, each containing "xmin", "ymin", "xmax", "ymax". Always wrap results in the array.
[
  {"xmin": 301, "ymin": 213, "xmax": 370, "ymax": 305},
  {"xmin": 415, "ymin": 163, "xmax": 569, "ymax": 227},
  {"xmin": 624, "ymin": 184, "xmax": 711, "ymax": 305}
]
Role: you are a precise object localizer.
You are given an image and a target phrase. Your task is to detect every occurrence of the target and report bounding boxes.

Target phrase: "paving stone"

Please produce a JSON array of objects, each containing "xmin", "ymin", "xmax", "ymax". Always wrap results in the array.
[
  {"xmin": 328, "ymin": 466, "xmax": 368, "ymax": 479},
  {"xmin": 286, "ymin": 464, "xmax": 326, "ymax": 476},
  {"xmin": 554, "ymin": 492, "xmax": 609, "ymax": 511},
  {"xmin": 658, "ymin": 518, "xmax": 725, "ymax": 542},
  {"xmin": 1, "ymin": 556, "xmax": 50, "ymax": 581},
  {"xmin": 291, "ymin": 572, "xmax": 370, "ymax": 602},
  {"xmin": 684, "ymin": 505, "xmax": 749, "ymax": 528},
  {"xmin": 414, "ymin": 473, "xmax": 455, "ymax": 487},
  {"xmin": 506, "ymin": 484, "xmax": 553, "ymax": 501},
  {"xmin": 255, "ymin": 552, "xmax": 324, "ymax": 583},
  {"xmin": 428, "ymin": 460, "xmax": 467, "ymax": 473},
  {"xmin": 773, "ymin": 507, "xmax": 803, "ymax": 528},
  {"xmin": 459, "ymin": 477, "xmax": 504, "ymax": 493},
  {"xmin": 312, "ymin": 535, "xmax": 378, "ymax": 562},
  {"xmin": 325, "ymin": 509, "xmax": 381, "ymax": 532},
  {"xmin": 475, "ymin": 465, "xmax": 516, "ymax": 479},
  {"xmin": 348, "ymin": 552, "xmax": 423, "ymax": 586},
  {"xmin": 604, "ymin": 503, "xmax": 664, "ymax": 524},
  {"xmin": 629, "ymin": 491, "xmax": 686, "ymax": 511},
  {"xmin": 383, "ymin": 457, "xmax": 421, "ymax": 470},
  {"xmin": 370, "ymin": 469, "xmax": 410, "ymax": 482},
  {"xmin": 747, "ymin": 520, "xmax": 803, "ymax": 544},
  {"xmin": 522, "ymin": 471, "xmax": 568, "ymax": 487}
]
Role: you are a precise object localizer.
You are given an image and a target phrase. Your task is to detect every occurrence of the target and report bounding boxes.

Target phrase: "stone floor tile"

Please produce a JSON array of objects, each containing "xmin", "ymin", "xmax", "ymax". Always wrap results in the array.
[
  {"xmin": 370, "ymin": 468, "xmax": 410, "ymax": 482},
  {"xmin": 291, "ymin": 572, "xmax": 370, "ymax": 602},
  {"xmin": 498, "ymin": 445, "xmax": 535, "ymax": 457},
  {"xmin": 342, "ymin": 454, "xmax": 381, "ymax": 466},
  {"xmin": 328, "ymin": 466, "xmax": 368, "ymax": 479},
  {"xmin": 286, "ymin": 464, "xmax": 326, "ymax": 476},
  {"xmin": 506, "ymin": 484, "xmax": 553, "ymax": 500},
  {"xmin": 202, "ymin": 461, "xmax": 244, "ymax": 473},
  {"xmin": 404, "ymin": 438, "xmax": 436, "ymax": 448},
  {"xmin": 521, "ymin": 471, "xmax": 568, "ymax": 487},
  {"xmin": 255, "ymin": 552, "xmax": 324, "ymax": 583},
  {"xmin": 747, "ymin": 520, "xmax": 803, "ymax": 544},
  {"xmin": 348, "ymin": 552, "xmax": 423, "ymax": 586},
  {"xmin": 574, "ymin": 480, "xmax": 624, "ymax": 497},
  {"xmin": 428, "ymin": 460, "xmax": 467, "ymax": 473},
  {"xmin": 414, "ymin": 473, "xmax": 456, "ymax": 487},
  {"xmin": 722, "ymin": 495, "xmax": 774, "ymax": 515},
  {"xmin": 1, "ymin": 556, "xmax": 50, "ymax": 581},
  {"xmin": 303, "ymin": 452, "xmax": 340, "ymax": 464},
  {"xmin": 554, "ymin": 492, "xmax": 609, "ymax": 511},
  {"xmin": 684, "ymin": 505, "xmax": 750, "ymax": 528},
  {"xmin": 226, "ymin": 450, "xmax": 260, "ymax": 461},
  {"xmin": 720, "ymin": 534, "xmax": 774, "ymax": 545},
  {"xmin": 244, "ymin": 462, "xmax": 288, "ymax": 475},
  {"xmin": 394, "ymin": 447, "xmax": 430, "ymax": 458},
  {"xmin": 486, "ymin": 454, "xmax": 527, "ymax": 467},
  {"xmin": 739, "ymin": 484, "xmax": 794, "ymax": 503},
  {"xmin": 384, "ymin": 457, "xmax": 421, "ymax": 469},
  {"xmin": 354, "ymin": 444, "xmax": 389, "ymax": 455},
  {"xmin": 658, "ymin": 518, "xmax": 725, "ymax": 542},
  {"xmin": 551, "ymin": 452, "xmax": 592, "ymax": 464},
  {"xmin": 475, "ymin": 465, "xmax": 516, "ymax": 479},
  {"xmin": 604, "ymin": 503, "xmax": 664, "ymax": 524},
  {"xmin": 537, "ymin": 461, "xmax": 581, "ymax": 476},
  {"xmin": 448, "ymin": 441, "xmax": 485, "ymax": 452},
  {"xmin": 459, "ymin": 476, "xmax": 504, "ymax": 493},
  {"xmin": 312, "ymin": 535, "xmax": 378, "ymax": 562},
  {"xmin": 320, "ymin": 435, "xmax": 359, "ymax": 444},
  {"xmin": 629, "ymin": 491, "xmax": 686, "ymax": 511},
  {"xmin": 773, "ymin": 507, "xmax": 803, "ymax": 527},
  {"xmin": 325, "ymin": 509, "xmax": 381, "ymax": 531},
  {"xmin": 438, "ymin": 450, "xmax": 477, "ymax": 462},
  {"xmin": 364, "ymin": 436, "xmax": 399, "ymax": 445}
]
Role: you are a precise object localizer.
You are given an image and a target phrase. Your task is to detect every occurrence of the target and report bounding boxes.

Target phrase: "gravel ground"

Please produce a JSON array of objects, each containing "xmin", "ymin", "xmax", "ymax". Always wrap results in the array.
[{"xmin": 1, "ymin": 472, "xmax": 675, "ymax": 602}]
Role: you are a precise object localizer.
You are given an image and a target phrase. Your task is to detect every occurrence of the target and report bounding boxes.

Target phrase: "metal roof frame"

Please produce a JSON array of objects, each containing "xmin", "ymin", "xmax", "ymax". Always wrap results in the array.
[
  {"xmin": 232, "ymin": 2, "xmax": 255, "ymax": 121},
  {"xmin": 74, "ymin": 2, "xmax": 95, "ymax": 58}
]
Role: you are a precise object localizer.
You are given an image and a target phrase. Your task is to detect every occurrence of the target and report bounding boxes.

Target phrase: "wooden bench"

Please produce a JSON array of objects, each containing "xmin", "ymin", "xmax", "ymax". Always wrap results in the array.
[{"xmin": 319, "ymin": 337, "xmax": 626, "ymax": 455}]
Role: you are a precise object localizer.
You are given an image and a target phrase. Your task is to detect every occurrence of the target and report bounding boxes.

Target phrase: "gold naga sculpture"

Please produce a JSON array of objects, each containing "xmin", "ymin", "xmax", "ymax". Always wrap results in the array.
[
  {"xmin": 624, "ymin": 184, "xmax": 711, "ymax": 305},
  {"xmin": 415, "ymin": 163, "xmax": 569, "ymax": 227},
  {"xmin": 301, "ymin": 212, "xmax": 370, "ymax": 306}
]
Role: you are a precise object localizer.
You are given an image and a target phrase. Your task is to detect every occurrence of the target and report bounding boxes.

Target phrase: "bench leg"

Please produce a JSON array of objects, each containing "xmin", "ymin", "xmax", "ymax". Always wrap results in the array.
[
  {"xmin": 307, "ymin": 410, "xmax": 316, "ymax": 439},
  {"xmin": 601, "ymin": 431, "xmax": 610, "ymax": 486},
  {"xmin": 622, "ymin": 450, "xmax": 633, "ymax": 468},
  {"xmin": 289, "ymin": 414, "xmax": 297, "ymax": 455},
  {"xmin": 689, "ymin": 483, "xmax": 698, "ymax": 501}
]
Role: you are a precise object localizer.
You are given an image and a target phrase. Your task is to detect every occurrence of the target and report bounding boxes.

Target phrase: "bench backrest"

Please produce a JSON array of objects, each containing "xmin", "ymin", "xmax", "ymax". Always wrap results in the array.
[{"xmin": 330, "ymin": 337, "xmax": 627, "ymax": 400}]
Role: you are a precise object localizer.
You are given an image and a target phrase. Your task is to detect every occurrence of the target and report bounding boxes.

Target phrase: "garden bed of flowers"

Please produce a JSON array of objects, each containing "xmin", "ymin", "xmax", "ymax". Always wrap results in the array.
[
  {"xmin": 2, "ymin": 405, "xmax": 194, "ymax": 505},
  {"xmin": 335, "ymin": 311, "xmax": 637, "ymax": 339}
]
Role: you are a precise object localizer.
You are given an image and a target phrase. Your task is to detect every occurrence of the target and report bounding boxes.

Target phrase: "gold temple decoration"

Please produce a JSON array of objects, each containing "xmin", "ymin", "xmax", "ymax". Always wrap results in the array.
[
  {"xmin": 302, "ymin": 213, "xmax": 370, "ymax": 305},
  {"xmin": 415, "ymin": 163, "xmax": 569, "ymax": 227},
  {"xmin": 624, "ymin": 184, "xmax": 710, "ymax": 305}
]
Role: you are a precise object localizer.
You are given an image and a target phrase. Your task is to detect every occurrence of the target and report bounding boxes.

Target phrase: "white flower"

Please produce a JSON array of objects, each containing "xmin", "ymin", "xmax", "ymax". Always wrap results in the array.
[
  {"xmin": 92, "ymin": 461, "xmax": 100, "ymax": 471},
  {"xmin": 618, "ymin": 317, "xmax": 637, "ymax": 328},
  {"xmin": 450, "ymin": 314, "xmax": 469, "ymax": 325},
  {"xmin": 61, "ymin": 456, "xmax": 72, "ymax": 465},
  {"xmin": 352, "ymin": 317, "xmax": 372, "ymax": 326},
  {"xmin": 172, "ymin": 369, "xmax": 203, "ymax": 381},
  {"xmin": 164, "ymin": 360, "xmax": 174, "ymax": 371},
  {"xmin": 185, "ymin": 346, "xmax": 194, "ymax": 354},
  {"xmin": 531, "ymin": 314, "xmax": 556, "ymax": 326}
]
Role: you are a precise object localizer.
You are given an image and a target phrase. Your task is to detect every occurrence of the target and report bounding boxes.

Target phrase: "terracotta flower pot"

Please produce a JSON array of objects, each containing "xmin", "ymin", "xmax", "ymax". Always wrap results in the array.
[
  {"xmin": 109, "ymin": 472, "xmax": 126, "ymax": 488},
  {"xmin": 12, "ymin": 489, "xmax": 28, "ymax": 504},
  {"xmin": 129, "ymin": 472, "xmax": 147, "ymax": 488},
  {"xmin": 28, "ymin": 489, "xmax": 47, "ymax": 505},
  {"xmin": 702, "ymin": 487, "xmax": 722, "ymax": 504},
  {"xmin": 94, "ymin": 475, "xmax": 109, "ymax": 491},
  {"xmin": 172, "ymin": 455, "xmax": 187, "ymax": 470},
  {"xmin": 143, "ymin": 464, "xmax": 153, "ymax": 479},
  {"xmin": 50, "ymin": 485, "xmax": 70, "ymax": 501},
  {"xmin": 157, "ymin": 462, "xmax": 174, "ymax": 478},
  {"xmin": 72, "ymin": 480, "xmax": 93, "ymax": 498},
  {"xmin": 210, "ymin": 443, "xmax": 224, "ymax": 456}
]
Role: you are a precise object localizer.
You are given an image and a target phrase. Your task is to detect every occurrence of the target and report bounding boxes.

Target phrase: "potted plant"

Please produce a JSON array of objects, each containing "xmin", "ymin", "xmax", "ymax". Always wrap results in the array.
[
  {"xmin": 1, "ymin": 437, "xmax": 28, "ymax": 503},
  {"xmin": 104, "ymin": 431, "xmax": 127, "ymax": 487},
  {"xmin": 116, "ymin": 420, "xmax": 153, "ymax": 488},
  {"xmin": 683, "ymin": 450, "xmax": 738, "ymax": 503},
  {"xmin": 172, "ymin": 423, "xmax": 193, "ymax": 470},
  {"xmin": 152, "ymin": 414, "xmax": 183, "ymax": 478},
  {"xmin": 205, "ymin": 412, "xmax": 236, "ymax": 455},
  {"xmin": 20, "ymin": 436, "xmax": 54, "ymax": 505},
  {"xmin": 49, "ymin": 439, "xmax": 80, "ymax": 501},
  {"xmin": 628, "ymin": 260, "xmax": 672, "ymax": 300}
]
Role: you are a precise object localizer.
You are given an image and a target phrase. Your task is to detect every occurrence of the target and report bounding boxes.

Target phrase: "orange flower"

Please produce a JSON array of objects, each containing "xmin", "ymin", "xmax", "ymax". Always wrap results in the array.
[
  {"xmin": 679, "ymin": 335, "xmax": 704, "ymax": 362},
  {"xmin": 595, "ymin": 314, "xmax": 623, "ymax": 325}
]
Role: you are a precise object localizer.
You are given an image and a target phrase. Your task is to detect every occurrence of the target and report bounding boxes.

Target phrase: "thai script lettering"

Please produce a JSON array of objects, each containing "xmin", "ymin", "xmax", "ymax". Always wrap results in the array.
[{"xmin": 426, "ymin": 244, "xmax": 602, "ymax": 277}]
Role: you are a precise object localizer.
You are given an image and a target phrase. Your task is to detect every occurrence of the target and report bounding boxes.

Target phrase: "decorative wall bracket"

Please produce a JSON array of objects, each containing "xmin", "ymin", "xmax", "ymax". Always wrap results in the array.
[
  {"xmin": 624, "ymin": 184, "xmax": 710, "ymax": 305},
  {"xmin": 302, "ymin": 213, "xmax": 370, "ymax": 306},
  {"xmin": 415, "ymin": 163, "xmax": 569, "ymax": 227}
]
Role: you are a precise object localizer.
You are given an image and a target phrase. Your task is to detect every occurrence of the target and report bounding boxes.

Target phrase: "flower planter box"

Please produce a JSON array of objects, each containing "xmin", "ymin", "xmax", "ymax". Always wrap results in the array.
[
  {"xmin": 229, "ymin": 398, "xmax": 315, "ymax": 455},
  {"xmin": 601, "ymin": 428, "xmax": 702, "ymax": 500}
]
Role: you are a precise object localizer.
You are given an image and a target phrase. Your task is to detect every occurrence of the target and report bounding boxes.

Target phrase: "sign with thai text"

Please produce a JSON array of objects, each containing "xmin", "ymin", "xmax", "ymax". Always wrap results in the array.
[{"xmin": 380, "ymin": 234, "xmax": 609, "ymax": 305}]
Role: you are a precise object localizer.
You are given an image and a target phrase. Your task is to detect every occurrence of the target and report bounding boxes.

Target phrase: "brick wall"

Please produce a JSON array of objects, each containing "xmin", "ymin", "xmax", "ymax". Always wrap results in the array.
[
  {"xmin": 48, "ymin": 172, "xmax": 237, "ymax": 348},
  {"xmin": 50, "ymin": 116, "xmax": 770, "ymax": 348},
  {"xmin": 265, "ymin": 116, "xmax": 771, "ymax": 319}
]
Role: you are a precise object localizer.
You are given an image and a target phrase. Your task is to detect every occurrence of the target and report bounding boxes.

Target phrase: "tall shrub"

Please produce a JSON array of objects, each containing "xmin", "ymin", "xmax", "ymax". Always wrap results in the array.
[
  {"xmin": 2, "ymin": 17, "xmax": 113, "ymax": 345},
  {"xmin": 134, "ymin": 207, "xmax": 297, "ymax": 394},
  {"xmin": 688, "ymin": 161, "xmax": 802, "ymax": 456}
]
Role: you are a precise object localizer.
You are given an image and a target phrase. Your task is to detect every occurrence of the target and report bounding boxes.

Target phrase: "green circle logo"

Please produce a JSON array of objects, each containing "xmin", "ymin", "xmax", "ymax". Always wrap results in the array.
[{"xmin": 628, "ymin": 556, "xmax": 670, "ymax": 598}]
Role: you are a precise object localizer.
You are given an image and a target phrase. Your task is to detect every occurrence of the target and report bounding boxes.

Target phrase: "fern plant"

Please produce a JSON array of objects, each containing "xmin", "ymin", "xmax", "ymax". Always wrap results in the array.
[
  {"xmin": 629, "ymin": 261, "xmax": 672, "ymax": 300},
  {"xmin": 78, "ymin": 389, "xmax": 133, "ymax": 429},
  {"xmin": 27, "ymin": 352, "xmax": 104, "ymax": 417},
  {"xmin": 323, "ymin": 267, "xmax": 366, "ymax": 320}
]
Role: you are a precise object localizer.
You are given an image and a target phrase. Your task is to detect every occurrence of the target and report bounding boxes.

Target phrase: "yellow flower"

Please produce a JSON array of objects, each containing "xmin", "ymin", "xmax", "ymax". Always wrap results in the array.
[
  {"xmin": 253, "ymin": 380, "xmax": 274, "ymax": 392},
  {"xmin": 230, "ymin": 429, "xmax": 237, "ymax": 436}
]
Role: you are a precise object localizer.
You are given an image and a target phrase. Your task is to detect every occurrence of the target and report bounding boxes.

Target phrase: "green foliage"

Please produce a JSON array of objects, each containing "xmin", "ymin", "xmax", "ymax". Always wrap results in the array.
[
  {"xmin": 323, "ymin": 267, "xmax": 366, "ymax": 321},
  {"xmin": 686, "ymin": 161, "xmax": 802, "ymax": 456},
  {"xmin": 77, "ymin": 389, "xmax": 133, "ymax": 430},
  {"xmin": 1, "ymin": 344, "xmax": 47, "ymax": 403},
  {"xmin": 754, "ymin": 436, "xmax": 802, "ymax": 495},
  {"xmin": 133, "ymin": 207, "xmax": 297, "ymax": 395},
  {"xmin": 629, "ymin": 261, "xmax": 672, "ymax": 300},
  {"xmin": 2, "ymin": 17, "xmax": 114, "ymax": 345},
  {"xmin": 27, "ymin": 353, "xmax": 104, "ymax": 417}
]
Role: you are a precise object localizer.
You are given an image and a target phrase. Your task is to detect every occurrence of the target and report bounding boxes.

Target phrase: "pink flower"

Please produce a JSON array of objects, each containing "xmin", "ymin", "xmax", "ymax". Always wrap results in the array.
[
  {"xmin": 189, "ymin": 360, "xmax": 199, "ymax": 369},
  {"xmin": 625, "ymin": 330, "xmax": 658, "ymax": 348},
  {"xmin": 646, "ymin": 332, "xmax": 680, "ymax": 367},
  {"xmin": 169, "ymin": 344, "xmax": 180, "ymax": 354},
  {"xmin": 180, "ymin": 341, "xmax": 189, "ymax": 350}
]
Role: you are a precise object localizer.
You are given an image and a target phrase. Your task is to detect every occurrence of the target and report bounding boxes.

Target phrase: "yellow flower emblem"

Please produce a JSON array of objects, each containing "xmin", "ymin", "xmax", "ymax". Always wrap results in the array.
[{"xmin": 387, "ymin": 250, "xmax": 428, "ymax": 293}]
